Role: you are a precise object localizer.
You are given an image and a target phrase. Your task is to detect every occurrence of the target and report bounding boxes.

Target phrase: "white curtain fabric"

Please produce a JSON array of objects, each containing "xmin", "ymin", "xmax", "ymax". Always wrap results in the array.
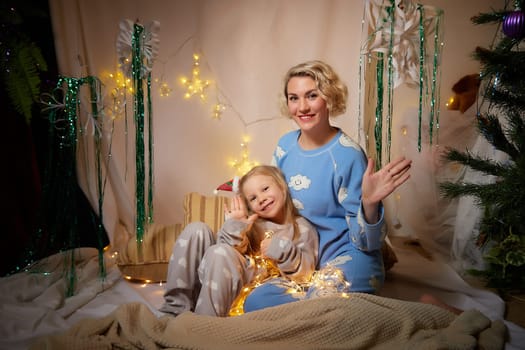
[{"xmin": 47, "ymin": 0, "xmax": 502, "ymax": 272}]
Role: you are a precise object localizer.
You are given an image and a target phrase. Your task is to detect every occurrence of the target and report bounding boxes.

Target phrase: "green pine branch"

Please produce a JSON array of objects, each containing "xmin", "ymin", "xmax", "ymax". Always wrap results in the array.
[
  {"xmin": 470, "ymin": 10, "xmax": 506, "ymax": 25},
  {"xmin": 487, "ymin": 89, "xmax": 525, "ymax": 115},
  {"xmin": 475, "ymin": 47, "xmax": 525, "ymax": 87},
  {"xmin": 507, "ymin": 111, "xmax": 525, "ymax": 153},
  {"xmin": 471, "ymin": 0, "xmax": 525, "ymax": 26},
  {"xmin": 477, "ymin": 114, "xmax": 520, "ymax": 159},
  {"xmin": 449, "ymin": 2, "xmax": 525, "ymax": 293},
  {"xmin": 442, "ymin": 148, "xmax": 508, "ymax": 176},
  {"xmin": 439, "ymin": 181, "xmax": 497, "ymax": 201},
  {"xmin": 440, "ymin": 9, "xmax": 525, "ymax": 291}
]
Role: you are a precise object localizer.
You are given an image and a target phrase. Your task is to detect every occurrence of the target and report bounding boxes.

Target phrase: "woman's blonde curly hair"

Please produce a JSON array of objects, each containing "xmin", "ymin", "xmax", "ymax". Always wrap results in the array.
[{"xmin": 279, "ymin": 60, "xmax": 348, "ymax": 118}]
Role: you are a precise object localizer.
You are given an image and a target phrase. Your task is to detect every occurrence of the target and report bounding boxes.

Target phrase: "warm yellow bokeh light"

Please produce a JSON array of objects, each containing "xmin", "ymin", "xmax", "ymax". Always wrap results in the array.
[
  {"xmin": 159, "ymin": 82, "xmax": 172, "ymax": 97},
  {"xmin": 180, "ymin": 53, "xmax": 210, "ymax": 101},
  {"xmin": 212, "ymin": 103, "xmax": 226, "ymax": 119},
  {"xmin": 445, "ymin": 96, "xmax": 455, "ymax": 109},
  {"xmin": 229, "ymin": 138, "xmax": 259, "ymax": 176}
]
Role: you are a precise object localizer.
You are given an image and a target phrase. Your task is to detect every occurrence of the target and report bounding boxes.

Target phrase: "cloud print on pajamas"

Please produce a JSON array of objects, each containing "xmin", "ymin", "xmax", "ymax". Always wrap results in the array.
[{"xmin": 288, "ymin": 174, "xmax": 311, "ymax": 191}]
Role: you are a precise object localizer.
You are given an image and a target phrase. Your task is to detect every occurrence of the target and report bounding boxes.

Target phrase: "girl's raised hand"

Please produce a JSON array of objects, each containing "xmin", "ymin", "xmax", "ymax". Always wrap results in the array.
[{"xmin": 225, "ymin": 195, "xmax": 258, "ymax": 223}]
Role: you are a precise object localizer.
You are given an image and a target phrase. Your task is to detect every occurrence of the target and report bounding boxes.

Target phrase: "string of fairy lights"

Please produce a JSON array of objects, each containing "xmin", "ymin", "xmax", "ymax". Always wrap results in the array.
[
  {"xmin": 32, "ymin": 1, "xmax": 452, "ymax": 298},
  {"xmin": 103, "ymin": 45, "xmax": 265, "ymax": 176},
  {"xmin": 65, "ymin": 1, "xmax": 447, "ymax": 239}
]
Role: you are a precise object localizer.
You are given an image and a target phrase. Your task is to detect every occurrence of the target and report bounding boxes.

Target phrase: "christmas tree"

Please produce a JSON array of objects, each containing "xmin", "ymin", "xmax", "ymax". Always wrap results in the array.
[{"xmin": 440, "ymin": 0, "xmax": 525, "ymax": 294}]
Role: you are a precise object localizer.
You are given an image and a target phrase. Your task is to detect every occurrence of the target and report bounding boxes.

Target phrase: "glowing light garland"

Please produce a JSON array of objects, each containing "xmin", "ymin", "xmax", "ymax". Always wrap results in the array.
[
  {"xmin": 229, "ymin": 136, "xmax": 259, "ymax": 176},
  {"xmin": 212, "ymin": 102, "xmax": 226, "ymax": 120},
  {"xmin": 180, "ymin": 53, "xmax": 211, "ymax": 101},
  {"xmin": 229, "ymin": 263, "xmax": 350, "ymax": 316}
]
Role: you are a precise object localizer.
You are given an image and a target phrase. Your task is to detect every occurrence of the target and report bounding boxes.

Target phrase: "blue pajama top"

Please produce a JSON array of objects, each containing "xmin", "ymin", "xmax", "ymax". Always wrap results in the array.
[{"xmin": 272, "ymin": 128, "xmax": 386, "ymax": 292}]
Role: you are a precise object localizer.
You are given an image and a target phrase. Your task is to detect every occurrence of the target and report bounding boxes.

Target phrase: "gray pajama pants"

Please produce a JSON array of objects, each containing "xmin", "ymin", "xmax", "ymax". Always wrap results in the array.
[{"xmin": 160, "ymin": 222, "xmax": 257, "ymax": 317}]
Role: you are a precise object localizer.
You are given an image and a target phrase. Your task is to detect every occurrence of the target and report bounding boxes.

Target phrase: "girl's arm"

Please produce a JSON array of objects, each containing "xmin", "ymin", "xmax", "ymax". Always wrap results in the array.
[{"xmin": 217, "ymin": 219, "xmax": 251, "ymax": 253}]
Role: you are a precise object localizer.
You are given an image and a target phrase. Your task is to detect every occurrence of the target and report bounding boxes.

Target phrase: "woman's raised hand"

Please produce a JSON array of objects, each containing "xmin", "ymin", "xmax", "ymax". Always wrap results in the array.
[{"xmin": 362, "ymin": 156, "xmax": 412, "ymax": 206}]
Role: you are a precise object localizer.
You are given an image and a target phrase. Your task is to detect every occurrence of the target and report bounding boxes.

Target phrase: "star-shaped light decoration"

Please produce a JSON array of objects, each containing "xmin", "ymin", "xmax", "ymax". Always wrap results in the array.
[
  {"xmin": 230, "ymin": 136, "xmax": 259, "ymax": 176},
  {"xmin": 180, "ymin": 53, "xmax": 210, "ymax": 101},
  {"xmin": 153, "ymin": 77, "xmax": 172, "ymax": 97},
  {"xmin": 159, "ymin": 81, "xmax": 172, "ymax": 97}
]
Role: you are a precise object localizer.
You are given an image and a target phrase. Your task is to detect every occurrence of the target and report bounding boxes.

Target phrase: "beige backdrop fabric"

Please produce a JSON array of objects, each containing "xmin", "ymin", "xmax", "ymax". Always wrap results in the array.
[{"xmin": 48, "ymin": 0, "xmax": 502, "ymax": 272}]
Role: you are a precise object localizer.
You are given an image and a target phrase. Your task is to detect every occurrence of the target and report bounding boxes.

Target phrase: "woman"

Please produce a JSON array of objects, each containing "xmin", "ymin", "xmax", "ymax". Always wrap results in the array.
[{"xmin": 244, "ymin": 60, "xmax": 412, "ymax": 312}]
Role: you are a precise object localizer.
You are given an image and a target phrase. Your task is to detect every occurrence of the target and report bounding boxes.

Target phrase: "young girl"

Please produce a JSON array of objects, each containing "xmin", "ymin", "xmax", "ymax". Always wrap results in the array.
[
  {"xmin": 244, "ymin": 60, "xmax": 412, "ymax": 312},
  {"xmin": 160, "ymin": 165, "xmax": 318, "ymax": 317}
]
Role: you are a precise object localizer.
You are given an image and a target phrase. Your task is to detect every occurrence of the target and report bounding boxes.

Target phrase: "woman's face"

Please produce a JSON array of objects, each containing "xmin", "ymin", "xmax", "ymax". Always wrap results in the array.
[
  {"xmin": 286, "ymin": 76, "xmax": 329, "ymax": 133},
  {"xmin": 242, "ymin": 174, "xmax": 285, "ymax": 224}
]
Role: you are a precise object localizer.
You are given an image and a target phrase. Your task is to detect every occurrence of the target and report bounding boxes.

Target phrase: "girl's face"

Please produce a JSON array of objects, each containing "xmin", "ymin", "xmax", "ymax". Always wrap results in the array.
[
  {"xmin": 242, "ymin": 174, "xmax": 285, "ymax": 224},
  {"xmin": 286, "ymin": 76, "xmax": 330, "ymax": 133}
]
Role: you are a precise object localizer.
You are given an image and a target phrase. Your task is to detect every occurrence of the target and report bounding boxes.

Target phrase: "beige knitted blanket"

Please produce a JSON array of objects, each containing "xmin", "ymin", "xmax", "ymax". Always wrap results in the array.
[{"xmin": 30, "ymin": 293, "xmax": 507, "ymax": 350}]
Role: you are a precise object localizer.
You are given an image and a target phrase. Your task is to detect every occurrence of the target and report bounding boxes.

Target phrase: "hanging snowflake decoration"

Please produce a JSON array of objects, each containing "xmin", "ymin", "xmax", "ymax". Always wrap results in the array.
[
  {"xmin": 365, "ymin": 0, "xmax": 442, "ymax": 88},
  {"xmin": 116, "ymin": 19, "xmax": 160, "ymax": 79}
]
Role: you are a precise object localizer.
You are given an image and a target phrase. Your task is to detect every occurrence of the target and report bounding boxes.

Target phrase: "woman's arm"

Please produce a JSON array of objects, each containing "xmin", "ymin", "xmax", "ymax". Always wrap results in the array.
[{"xmin": 338, "ymin": 149, "xmax": 385, "ymax": 252}]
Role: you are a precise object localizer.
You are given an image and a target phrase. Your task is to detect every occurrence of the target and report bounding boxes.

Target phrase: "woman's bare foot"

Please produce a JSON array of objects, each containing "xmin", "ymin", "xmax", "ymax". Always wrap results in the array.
[{"xmin": 419, "ymin": 294, "xmax": 462, "ymax": 315}]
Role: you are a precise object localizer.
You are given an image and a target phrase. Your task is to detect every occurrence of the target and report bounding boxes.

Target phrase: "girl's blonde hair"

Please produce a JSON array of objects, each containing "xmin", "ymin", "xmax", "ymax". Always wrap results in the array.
[{"xmin": 280, "ymin": 60, "xmax": 348, "ymax": 118}]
